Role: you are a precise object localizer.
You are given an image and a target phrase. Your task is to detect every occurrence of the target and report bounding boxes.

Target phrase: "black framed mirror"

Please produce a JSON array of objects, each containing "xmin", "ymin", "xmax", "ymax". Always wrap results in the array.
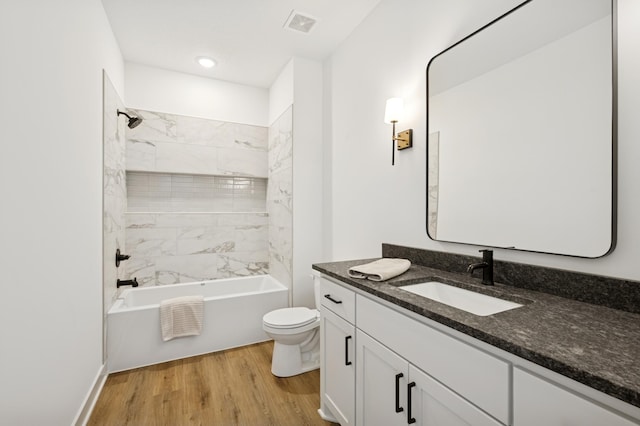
[{"xmin": 426, "ymin": 0, "xmax": 616, "ymax": 258}]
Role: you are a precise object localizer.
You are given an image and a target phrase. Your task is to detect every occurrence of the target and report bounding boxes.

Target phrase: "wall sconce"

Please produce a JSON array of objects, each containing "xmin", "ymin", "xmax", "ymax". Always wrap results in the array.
[{"xmin": 384, "ymin": 98, "xmax": 413, "ymax": 166}]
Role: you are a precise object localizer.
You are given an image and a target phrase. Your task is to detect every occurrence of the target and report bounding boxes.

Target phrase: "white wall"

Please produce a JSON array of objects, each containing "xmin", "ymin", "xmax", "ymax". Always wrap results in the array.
[
  {"xmin": 324, "ymin": 0, "xmax": 640, "ymax": 281},
  {"xmin": 269, "ymin": 60, "xmax": 294, "ymax": 126},
  {"xmin": 0, "ymin": 0, "xmax": 124, "ymax": 424},
  {"xmin": 125, "ymin": 62, "xmax": 269, "ymax": 126},
  {"xmin": 292, "ymin": 58, "xmax": 325, "ymax": 307},
  {"xmin": 269, "ymin": 57, "xmax": 325, "ymax": 308}
]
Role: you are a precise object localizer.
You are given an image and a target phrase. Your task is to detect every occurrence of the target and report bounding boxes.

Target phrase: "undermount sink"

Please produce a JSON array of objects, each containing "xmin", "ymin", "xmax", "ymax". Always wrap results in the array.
[{"xmin": 399, "ymin": 281, "xmax": 522, "ymax": 316}]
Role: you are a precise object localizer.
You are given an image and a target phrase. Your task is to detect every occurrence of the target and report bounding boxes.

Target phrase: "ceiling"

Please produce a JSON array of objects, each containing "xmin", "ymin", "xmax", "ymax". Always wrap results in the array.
[{"xmin": 101, "ymin": 0, "xmax": 382, "ymax": 88}]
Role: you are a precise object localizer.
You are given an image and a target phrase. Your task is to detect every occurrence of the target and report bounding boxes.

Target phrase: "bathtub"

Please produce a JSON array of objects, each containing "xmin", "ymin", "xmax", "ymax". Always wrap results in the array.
[{"xmin": 107, "ymin": 275, "xmax": 288, "ymax": 372}]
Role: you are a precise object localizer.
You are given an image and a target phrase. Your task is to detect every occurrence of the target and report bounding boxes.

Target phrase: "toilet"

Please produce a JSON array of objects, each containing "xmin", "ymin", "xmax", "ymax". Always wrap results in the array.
[{"xmin": 262, "ymin": 275, "xmax": 321, "ymax": 377}]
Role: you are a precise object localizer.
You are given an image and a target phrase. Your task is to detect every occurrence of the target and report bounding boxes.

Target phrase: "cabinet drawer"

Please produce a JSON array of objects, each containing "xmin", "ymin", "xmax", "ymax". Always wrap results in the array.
[
  {"xmin": 357, "ymin": 295, "xmax": 510, "ymax": 424},
  {"xmin": 320, "ymin": 277, "xmax": 356, "ymax": 323}
]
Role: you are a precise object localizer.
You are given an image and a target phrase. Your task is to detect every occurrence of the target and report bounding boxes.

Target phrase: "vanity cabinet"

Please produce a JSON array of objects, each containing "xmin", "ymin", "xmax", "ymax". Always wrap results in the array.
[
  {"xmin": 356, "ymin": 295, "xmax": 510, "ymax": 425},
  {"xmin": 317, "ymin": 273, "xmax": 640, "ymax": 426},
  {"xmin": 513, "ymin": 368, "xmax": 638, "ymax": 426},
  {"xmin": 356, "ymin": 329, "xmax": 501, "ymax": 426},
  {"xmin": 319, "ymin": 278, "xmax": 356, "ymax": 425},
  {"xmin": 319, "ymin": 276, "xmax": 509, "ymax": 425}
]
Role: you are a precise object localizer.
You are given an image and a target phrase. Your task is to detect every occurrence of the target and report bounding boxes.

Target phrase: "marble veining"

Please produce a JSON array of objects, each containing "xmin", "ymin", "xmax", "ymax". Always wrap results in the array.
[
  {"xmin": 121, "ymin": 108, "xmax": 285, "ymax": 289},
  {"xmin": 267, "ymin": 106, "xmax": 293, "ymax": 290},
  {"xmin": 126, "ymin": 109, "xmax": 268, "ymax": 177},
  {"xmin": 313, "ymin": 246, "xmax": 640, "ymax": 409},
  {"xmin": 128, "ymin": 109, "xmax": 177, "ymax": 143},
  {"xmin": 126, "ymin": 139, "xmax": 156, "ymax": 170},
  {"xmin": 218, "ymin": 252, "xmax": 269, "ymax": 277},
  {"xmin": 125, "ymin": 212, "xmax": 268, "ymax": 286},
  {"xmin": 103, "ymin": 73, "xmax": 126, "ymax": 314}
]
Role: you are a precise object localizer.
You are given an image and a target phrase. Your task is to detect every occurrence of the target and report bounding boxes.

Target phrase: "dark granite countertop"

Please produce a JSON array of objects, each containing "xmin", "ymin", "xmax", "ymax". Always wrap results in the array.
[{"xmin": 313, "ymin": 259, "xmax": 640, "ymax": 410}]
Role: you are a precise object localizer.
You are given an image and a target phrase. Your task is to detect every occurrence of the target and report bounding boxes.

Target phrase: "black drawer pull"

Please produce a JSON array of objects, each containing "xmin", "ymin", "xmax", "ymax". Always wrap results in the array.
[
  {"xmin": 408, "ymin": 381, "xmax": 416, "ymax": 424},
  {"xmin": 324, "ymin": 294, "xmax": 343, "ymax": 304},
  {"xmin": 395, "ymin": 373, "xmax": 404, "ymax": 413},
  {"xmin": 345, "ymin": 335, "xmax": 352, "ymax": 366}
]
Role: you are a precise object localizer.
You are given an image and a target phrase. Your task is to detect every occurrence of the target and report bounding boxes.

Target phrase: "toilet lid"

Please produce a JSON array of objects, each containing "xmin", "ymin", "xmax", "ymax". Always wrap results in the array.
[{"xmin": 263, "ymin": 307, "xmax": 318, "ymax": 329}]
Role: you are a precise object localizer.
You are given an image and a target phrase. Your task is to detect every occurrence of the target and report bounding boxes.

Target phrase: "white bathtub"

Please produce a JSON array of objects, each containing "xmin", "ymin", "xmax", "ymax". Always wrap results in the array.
[{"xmin": 107, "ymin": 275, "xmax": 288, "ymax": 372}]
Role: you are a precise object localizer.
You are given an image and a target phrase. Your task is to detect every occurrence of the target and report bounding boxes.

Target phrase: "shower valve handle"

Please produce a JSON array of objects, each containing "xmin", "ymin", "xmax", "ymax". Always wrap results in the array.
[{"xmin": 115, "ymin": 248, "xmax": 131, "ymax": 267}]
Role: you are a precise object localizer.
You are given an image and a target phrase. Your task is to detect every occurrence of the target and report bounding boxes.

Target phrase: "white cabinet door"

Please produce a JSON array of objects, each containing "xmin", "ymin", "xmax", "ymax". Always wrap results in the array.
[
  {"xmin": 357, "ymin": 295, "xmax": 510, "ymax": 424},
  {"xmin": 408, "ymin": 365, "xmax": 502, "ymax": 426},
  {"xmin": 356, "ymin": 329, "xmax": 501, "ymax": 426},
  {"xmin": 513, "ymin": 368, "xmax": 638, "ymax": 426},
  {"xmin": 356, "ymin": 330, "xmax": 409, "ymax": 426},
  {"xmin": 322, "ymin": 307, "xmax": 355, "ymax": 425}
]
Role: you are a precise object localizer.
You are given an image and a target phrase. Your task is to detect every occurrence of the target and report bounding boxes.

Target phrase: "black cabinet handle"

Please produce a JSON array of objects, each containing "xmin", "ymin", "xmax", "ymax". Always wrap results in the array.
[
  {"xmin": 345, "ymin": 335, "xmax": 352, "ymax": 366},
  {"xmin": 324, "ymin": 294, "xmax": 343, "ymax": 304},
  {"xmin": 395, "ymin": 373, "xmax": 404, "ymax": 413},
  {"xmin": 407, "ymin": 381, "xmax": 416, "ymax": 424}
]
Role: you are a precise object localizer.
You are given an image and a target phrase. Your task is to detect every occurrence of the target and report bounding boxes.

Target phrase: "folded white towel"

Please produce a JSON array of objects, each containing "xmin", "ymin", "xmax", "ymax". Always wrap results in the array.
[
  {"xmin": 160, "ymin": 295, "xmax": 204, "ymax": 342},
  {"xmin": 348, "ymin": 258, "xmax": 411, "ymax": 282}
]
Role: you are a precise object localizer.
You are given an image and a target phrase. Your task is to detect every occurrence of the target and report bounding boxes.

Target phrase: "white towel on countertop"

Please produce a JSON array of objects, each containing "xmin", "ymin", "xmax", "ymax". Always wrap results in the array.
[
  {"xmin": 348, "ymin": 258, "xmax": 411, "ymax": 282},
  {"xmin": 160, "ymin": 295, "xmax": 204, "ymax": 342}
]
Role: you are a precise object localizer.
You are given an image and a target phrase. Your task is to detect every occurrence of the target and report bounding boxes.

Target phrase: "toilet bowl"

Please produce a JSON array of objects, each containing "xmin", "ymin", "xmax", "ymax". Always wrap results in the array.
[{"xmin": 262, "ymin": 274, "xmax": 322, "ymax": 377}]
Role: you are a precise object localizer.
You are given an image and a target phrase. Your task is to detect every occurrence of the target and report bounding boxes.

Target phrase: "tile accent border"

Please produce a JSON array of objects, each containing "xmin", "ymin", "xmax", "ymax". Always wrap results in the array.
[{"xmin": 127, "ymin": 171, "xmax": 266, "ymax": 213}]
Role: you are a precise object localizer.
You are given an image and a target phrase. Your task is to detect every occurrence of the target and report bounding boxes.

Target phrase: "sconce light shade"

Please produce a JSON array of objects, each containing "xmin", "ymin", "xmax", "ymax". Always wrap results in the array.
[{"xmin": 384, "ymin": 97, "xmax": 404, "ymax": 123}]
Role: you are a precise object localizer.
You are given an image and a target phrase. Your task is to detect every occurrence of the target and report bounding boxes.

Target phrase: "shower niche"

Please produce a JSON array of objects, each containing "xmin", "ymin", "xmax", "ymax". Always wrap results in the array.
[{"xmin": 126, "ymin": 172, "xmax": 267, "ymax": 213}]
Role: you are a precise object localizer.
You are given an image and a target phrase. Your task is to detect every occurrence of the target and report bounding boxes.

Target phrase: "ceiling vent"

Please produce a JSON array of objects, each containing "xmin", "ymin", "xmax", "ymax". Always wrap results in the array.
[{"xmin": 283, "ymin": 10, "xmax": 318, "ymax": 34}]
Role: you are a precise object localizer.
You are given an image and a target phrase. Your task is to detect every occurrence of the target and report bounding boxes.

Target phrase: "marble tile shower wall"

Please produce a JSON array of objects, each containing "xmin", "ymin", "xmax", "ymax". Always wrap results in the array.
[
  {"xmin": 125, "ymin": 109, "xmax": 268, "ymax": 176},
  {"xmin": 103, "ymin": 73, "xmax": 126, "ymax": 344},
  {"xmin": 125, "ymin": 212, "xmax": 268, "ymax": 286},
  {"xmin": 267, "ymin": 106, "xmax": 293, "ymax": 290},
  {"xmin": 123, "ymin": 110, "xmax": 270, "ymax": 286}
]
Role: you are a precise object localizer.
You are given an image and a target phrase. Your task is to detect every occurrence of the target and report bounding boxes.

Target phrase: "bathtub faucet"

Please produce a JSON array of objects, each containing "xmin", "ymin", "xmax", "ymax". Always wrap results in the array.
[{"xmin": 117, "ymin": 278, "xmax": 138, "ymax": 288}]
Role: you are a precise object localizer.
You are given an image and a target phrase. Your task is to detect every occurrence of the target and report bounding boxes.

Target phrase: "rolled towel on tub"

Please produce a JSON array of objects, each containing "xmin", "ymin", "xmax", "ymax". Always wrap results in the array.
[
  {"xmin": 348, "ymin": 258, "xmax": 411, "ymax": 282},
  {"xmin": 160, "ymin": 295, "xmax": 204, "ymax": 342}
]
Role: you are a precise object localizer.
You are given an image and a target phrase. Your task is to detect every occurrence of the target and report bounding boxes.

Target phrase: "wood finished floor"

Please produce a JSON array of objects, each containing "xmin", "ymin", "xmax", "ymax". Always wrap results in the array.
[{"xmin": 88, "ymin": 341, "xmax": 337, "ymax": 426}]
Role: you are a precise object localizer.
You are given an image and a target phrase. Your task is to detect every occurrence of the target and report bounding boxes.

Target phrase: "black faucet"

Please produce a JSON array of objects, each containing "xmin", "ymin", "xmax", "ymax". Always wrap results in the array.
[
  {"xmin": 117, "ymin": 278, "xmax": 138, "ymax": 288},
  {"xmin": 467, "ymin": 249, "xmax": 494, "ymax": 285}
]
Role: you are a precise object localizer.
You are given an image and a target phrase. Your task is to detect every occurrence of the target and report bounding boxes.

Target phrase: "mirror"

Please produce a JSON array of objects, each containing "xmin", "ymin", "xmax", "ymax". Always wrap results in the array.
[{"xmin": 427, "ymin": 0, "xmax": 616, "ymax": 258}]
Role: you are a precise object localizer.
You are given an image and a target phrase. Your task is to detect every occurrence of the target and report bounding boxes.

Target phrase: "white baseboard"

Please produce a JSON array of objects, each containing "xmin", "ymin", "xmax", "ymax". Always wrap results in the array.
[
  {"xmin": 318, "ymin": 407, "xmax": 338, "ymax": 423},
  {"xmin": 73, "ymin": 364, "xmax": 108, "ymax": 426}
]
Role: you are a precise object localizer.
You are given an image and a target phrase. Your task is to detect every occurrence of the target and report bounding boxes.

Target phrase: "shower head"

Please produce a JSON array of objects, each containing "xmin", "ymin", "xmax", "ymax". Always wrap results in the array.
[{"xmin": 117, "ymin": 110, "xmax": 143, "ymax": 129}]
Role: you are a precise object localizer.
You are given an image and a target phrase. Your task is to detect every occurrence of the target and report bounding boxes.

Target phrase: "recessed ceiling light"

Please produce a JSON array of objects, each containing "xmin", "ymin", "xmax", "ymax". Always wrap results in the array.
[{"xmin": 196, "ymin": 56, "xmax": 216, "ymax": 68}]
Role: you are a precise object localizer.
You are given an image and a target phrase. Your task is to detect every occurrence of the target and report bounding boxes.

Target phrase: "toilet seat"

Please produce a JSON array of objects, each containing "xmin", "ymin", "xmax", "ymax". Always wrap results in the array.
[{"xmin": 263, "ymin": 307, "xmax": 319, "ymax": 329}]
